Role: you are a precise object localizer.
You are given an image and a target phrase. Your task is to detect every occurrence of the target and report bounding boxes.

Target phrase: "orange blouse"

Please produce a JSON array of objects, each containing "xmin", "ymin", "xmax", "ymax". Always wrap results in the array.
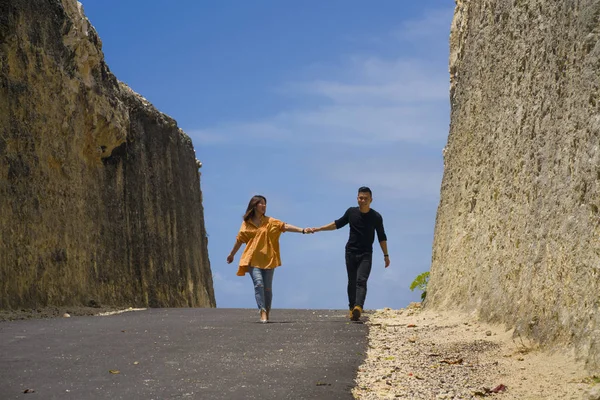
[{"xmin": 235, "ymin": 216, "xmax": 286, "ymax": 276}]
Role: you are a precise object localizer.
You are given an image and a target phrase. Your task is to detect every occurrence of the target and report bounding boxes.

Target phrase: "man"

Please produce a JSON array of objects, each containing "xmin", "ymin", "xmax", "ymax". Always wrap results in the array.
[{"xmin": 309, "ymin": 186, "xmax": 389, "ymax": 321}]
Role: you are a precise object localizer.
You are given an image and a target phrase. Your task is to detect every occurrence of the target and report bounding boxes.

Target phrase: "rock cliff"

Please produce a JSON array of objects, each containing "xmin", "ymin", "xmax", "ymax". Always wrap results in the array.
[
  {"xmin": 429, "ymin": 0, "xmax": 600, "ymax": 371},
  {"xmin": 0, "ymin": 0, "xmax": 215, "ymax": 309}
]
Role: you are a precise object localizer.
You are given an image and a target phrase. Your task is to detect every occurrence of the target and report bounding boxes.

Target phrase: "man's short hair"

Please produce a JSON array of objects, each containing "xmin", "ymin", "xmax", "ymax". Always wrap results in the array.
[{"xmin": 358, "ymin": 186, "xmax": 372, "ymax": 197}]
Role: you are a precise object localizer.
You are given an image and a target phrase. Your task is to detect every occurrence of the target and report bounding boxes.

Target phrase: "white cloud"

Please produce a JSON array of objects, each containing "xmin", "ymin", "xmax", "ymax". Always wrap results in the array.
[
  {"xmin": 192, "ymin": 55, "xmax": 448, "ymax": 147},
  {"xmin": 326, "ymin": 167, "xmax": 442, "ymax": 201},
  {"xmin": 188, "ymin": 122, "xmax": 293, "ymax": 145},
  {"xmin": 186, "ymin": 129, "xmax": 230, "ymax": 145},
  {"xmin": 282, "ymin": 56, "xmax": 448, "ymax": 103},
  {"xmin": 187, "ymin": 9, "xmax": 454, "ymax": 147},
  {"xmin": 192, "ymin": 11, "xmax": 451, "ymax": 202},
  {"xmin": 393, "ymin": 8, "xmax": 454, "ymax": 42}
]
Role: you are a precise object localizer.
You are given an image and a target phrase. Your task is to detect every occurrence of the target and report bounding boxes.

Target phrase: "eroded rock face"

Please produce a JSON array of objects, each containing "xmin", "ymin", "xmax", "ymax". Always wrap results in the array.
[
  {"xmin": 429, "ymin": 0, "xmax": 600, "ymax": 371},
  {"xmin": 0, "ymin": 0, "xmax": 215, "ymax": 308}
]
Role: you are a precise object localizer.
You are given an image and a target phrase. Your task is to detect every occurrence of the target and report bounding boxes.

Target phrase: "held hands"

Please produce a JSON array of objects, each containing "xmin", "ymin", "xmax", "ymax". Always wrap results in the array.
[{"xmin": 304, "ymin": 227, "xmax": 317, "ymax": 234}]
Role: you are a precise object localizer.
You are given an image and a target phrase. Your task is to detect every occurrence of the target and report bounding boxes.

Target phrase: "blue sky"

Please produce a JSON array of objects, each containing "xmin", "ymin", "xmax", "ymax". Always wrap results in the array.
[{"xmin": 80, "ymin": 1, "xmax": 454, "ymax": 310}]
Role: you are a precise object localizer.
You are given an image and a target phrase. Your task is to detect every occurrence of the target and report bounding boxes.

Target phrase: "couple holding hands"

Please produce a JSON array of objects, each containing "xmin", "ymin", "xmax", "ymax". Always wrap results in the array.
[{"xmin": 226, "ymin": 187, "xmax": 390, "ymax": 323}]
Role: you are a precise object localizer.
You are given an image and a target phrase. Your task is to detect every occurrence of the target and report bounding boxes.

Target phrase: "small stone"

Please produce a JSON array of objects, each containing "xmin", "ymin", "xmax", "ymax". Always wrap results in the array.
[
  {"xmin": 486, "ymin": 330, "xmax": 492, "ymax": 336},
  {"xmin": 586, "ymin": 385, "xmax": 600, "ymax": 400},
  {"xmin": 62, "ymin": 313, "xmax": 70, "ymax": 318}
]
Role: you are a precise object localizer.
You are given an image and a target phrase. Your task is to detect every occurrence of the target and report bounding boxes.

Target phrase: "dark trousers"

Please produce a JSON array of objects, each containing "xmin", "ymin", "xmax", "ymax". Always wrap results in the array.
[{"xmin": 345, "ymin": 251, "xmax": 373, "ymax": 310}]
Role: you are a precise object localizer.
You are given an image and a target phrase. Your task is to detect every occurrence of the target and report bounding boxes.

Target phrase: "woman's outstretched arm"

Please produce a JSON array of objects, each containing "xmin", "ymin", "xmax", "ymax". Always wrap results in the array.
[
  {"xmin": 227, "ymin": 240, "xmax": 243, "ymax": 263},
  {"xmin": 283, "ymin": 223, "xmax": 311, "ymax": 234}
]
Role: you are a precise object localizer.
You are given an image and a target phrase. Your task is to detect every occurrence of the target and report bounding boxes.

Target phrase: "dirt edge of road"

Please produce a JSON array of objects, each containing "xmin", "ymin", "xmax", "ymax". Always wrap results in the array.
[{"xmin": 353, "ymin": 304, "xmax": 599, "ymax": 400}]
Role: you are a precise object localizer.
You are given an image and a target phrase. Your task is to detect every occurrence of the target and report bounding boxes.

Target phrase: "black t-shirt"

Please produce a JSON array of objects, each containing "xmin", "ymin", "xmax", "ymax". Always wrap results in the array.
[{"xmin": 335, "ymin": 207, "xmax": 387, "ymax": 253}]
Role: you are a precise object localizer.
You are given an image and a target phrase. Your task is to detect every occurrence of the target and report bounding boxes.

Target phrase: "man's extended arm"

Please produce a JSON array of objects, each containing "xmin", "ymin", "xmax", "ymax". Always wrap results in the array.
[
  {"xmin": 379, "ymin": 240, "xmax": 390, "ymax": 268},
  {"xmin": 309, "ymin": 221, "xmax": 336, "ymax": 233},
  {"xmin": 310, "ymin": 208, "xmax": 349, "ymax": 233}
]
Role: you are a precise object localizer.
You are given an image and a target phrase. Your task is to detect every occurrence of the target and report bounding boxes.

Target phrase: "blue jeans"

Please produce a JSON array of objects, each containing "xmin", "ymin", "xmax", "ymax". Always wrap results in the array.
[{"xmin": 248, "ymin": 267, "xmax": 275, "ymax": 312}]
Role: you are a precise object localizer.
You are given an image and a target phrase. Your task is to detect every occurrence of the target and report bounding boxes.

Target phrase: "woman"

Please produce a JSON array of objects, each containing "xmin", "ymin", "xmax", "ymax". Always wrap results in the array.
[{"xmin": 226, "ymin": 195, "xmax": 307, "ymax": 323}]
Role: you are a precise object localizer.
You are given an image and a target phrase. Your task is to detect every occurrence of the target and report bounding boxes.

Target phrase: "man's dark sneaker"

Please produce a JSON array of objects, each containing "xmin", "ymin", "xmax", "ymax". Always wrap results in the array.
[{"xmin": 351, "ymin": 306, "xmax": 362, "ymax": 321}]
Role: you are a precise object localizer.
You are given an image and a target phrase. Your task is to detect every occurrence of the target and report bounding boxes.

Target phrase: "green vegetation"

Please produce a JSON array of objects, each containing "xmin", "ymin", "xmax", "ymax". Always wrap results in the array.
[
  {"xmin": 409, "ymin": 271, "xmax": 430, "ymax": 301},
  {"xmin": 582, "ymin": 375, "xmax": 600, "ymax": 384}
]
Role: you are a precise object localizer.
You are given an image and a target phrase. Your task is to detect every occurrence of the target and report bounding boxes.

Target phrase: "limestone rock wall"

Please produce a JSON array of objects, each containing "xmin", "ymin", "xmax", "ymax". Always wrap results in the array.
[
  {"xmin": 0, "ymin": 0, "xmax": 216, "ymax": 309},
  {"xmin": 429, "ymin": 0, "xmax": 600, "ymax": 370}
]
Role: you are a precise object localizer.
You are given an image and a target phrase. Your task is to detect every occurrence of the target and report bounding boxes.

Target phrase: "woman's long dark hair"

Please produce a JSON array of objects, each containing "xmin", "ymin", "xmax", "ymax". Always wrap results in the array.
[{"xmin": 243, "ymin": 195, "xmax": 267, "ymax": 222}]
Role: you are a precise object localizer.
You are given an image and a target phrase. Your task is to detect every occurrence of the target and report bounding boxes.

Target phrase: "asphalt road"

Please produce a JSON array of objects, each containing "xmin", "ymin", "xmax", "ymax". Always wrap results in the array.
[{"xmin": 0, "ymin": 308, "xmax": 368, "ymax": 400}]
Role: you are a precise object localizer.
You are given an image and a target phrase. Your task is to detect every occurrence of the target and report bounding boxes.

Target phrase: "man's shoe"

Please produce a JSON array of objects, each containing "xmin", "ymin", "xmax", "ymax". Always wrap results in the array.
[
  {"xmin": 351, "ymin": 306, "xmax": 362, "ymax": 321},
  {"xmin": 348, "ymin": 310, "xmax": 353, "ymax": 319}
]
